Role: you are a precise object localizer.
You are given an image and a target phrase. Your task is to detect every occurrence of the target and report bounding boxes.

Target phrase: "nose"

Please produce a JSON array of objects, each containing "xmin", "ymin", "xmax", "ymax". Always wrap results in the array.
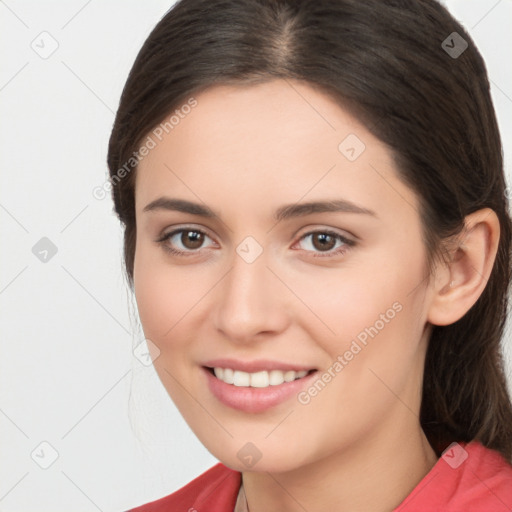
[{"xmin": 213, "ymin": 246, "xmax": 291, "ymax": 343}]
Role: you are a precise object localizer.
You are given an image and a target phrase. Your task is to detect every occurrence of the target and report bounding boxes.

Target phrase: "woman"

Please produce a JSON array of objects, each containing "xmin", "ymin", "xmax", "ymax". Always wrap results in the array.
[{"xmin": 108, "ymin": 0, "xmax": 512, "ymax": 510}]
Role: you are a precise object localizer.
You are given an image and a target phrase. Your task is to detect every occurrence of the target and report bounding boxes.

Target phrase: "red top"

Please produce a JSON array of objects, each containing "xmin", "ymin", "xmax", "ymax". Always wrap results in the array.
[{"xmin": 128, "ymin": 441, "xmax": 512, "ymax": 511}]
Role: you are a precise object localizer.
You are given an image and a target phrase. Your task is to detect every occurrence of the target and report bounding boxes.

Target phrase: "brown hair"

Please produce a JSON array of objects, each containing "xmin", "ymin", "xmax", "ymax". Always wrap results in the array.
[{"xmin": 107, "ymin": 0, "xmax": 512, "ymax": 462}]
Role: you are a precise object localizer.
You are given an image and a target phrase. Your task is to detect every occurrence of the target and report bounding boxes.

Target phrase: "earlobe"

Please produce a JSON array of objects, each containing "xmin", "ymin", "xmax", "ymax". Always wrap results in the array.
[{"xmin": 427, "ymin": 208, "xmax": 500, "ymax": 326}]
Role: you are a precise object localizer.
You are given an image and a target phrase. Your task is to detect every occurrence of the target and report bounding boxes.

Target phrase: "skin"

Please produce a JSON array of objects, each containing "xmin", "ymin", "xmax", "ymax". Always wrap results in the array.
[{"xmin": 133, "ymin": 79, "xmax": 500, "ymax": 512}]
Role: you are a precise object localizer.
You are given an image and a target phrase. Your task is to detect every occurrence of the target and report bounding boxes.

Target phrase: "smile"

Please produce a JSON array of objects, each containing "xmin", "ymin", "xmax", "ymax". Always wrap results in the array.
[
  {"xmin": 210, "ymin": 367, "xmax": 312, "ymax": 387},
  {"xmin": 203, "ymin": 366, "xmax": 318, "ymax": 413}
]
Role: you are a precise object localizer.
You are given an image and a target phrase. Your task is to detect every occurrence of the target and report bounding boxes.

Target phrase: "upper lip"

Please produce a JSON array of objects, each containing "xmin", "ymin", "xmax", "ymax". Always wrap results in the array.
[{"xmin": 202, "ymin": 358, "xmax": 317, "ymax": 373}]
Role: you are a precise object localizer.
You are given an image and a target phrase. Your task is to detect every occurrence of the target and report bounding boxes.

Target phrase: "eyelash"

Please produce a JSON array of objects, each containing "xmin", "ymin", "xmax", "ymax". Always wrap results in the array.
[{"xmin": 156, "ymin": 227, "xmax": 356, "ymax": 258}]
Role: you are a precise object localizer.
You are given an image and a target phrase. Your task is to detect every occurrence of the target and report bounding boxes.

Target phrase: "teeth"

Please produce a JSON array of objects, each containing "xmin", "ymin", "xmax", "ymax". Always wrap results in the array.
[
  {"xmin": 269, "ymin": 370, "xmax": 285, "ymax": 385},
  {"xmin": 247, "ymin": 370, "xmax": 268, "ymax": 388},
  {"xmin": 224, "ymin": 368, "xmax": 234, "ymax": 384},
  {"xmin": 233, "ymin": 370, "xmax": 250, "ymax": 386},
  {"xmin": 212, "ymin": 368, "xmax": 309, "ymax": 387}
]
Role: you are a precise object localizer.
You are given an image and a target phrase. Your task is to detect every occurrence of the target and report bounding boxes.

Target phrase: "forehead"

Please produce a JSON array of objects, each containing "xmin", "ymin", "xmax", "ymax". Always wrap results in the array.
[{"xmin": 134, "ymin": 79, "xmax": 419, "ymax": 222}]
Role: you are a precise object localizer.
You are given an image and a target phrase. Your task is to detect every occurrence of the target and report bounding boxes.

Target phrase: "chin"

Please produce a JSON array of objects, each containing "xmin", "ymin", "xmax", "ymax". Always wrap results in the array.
[{"xmin": 205, "ymin": 441, "xmax": 310, "ymax": 474}]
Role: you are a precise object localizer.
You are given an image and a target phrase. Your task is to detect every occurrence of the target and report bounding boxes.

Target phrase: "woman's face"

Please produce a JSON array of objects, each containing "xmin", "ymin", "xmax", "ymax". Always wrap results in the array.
[{"xmin": 133, "ymin": 79, "xmax": 435, "ymax": 472}]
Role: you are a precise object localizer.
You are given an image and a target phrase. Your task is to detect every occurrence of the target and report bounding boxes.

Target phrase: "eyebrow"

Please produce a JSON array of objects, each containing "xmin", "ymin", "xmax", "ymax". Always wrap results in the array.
[{"xmin": 142, "ymin": 197, "xmax": 377, "ymax": 221}]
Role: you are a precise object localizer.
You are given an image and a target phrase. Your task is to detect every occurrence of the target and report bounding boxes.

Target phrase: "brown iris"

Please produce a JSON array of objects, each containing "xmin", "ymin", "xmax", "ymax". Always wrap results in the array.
[
  {"xmin": 181, "ymin": 230, "xmax": 204, "ymax": 249},
  {"xmin": 311, "ymin": 233, "xmax": 336, "ymax": 252}
]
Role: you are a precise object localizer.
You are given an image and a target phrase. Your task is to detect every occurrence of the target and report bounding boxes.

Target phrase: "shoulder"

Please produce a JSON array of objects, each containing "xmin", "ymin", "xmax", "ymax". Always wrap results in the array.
[
  {"xmin": 395, "ymin": 441, "xmax": 512, "ymax": 512},
  {"xmin": 452, "ymin": 441, "xmax": 512, "ymax": 510},
  {"xmin": 128, "ymin": 462, "xmax": 242, "ymax": 511}
]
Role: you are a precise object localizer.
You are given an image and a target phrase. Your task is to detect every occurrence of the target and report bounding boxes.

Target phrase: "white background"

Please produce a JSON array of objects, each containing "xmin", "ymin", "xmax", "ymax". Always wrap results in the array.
[{"xmin": 1, "ymin": 1, "xmax": 511, "ymax": 510}]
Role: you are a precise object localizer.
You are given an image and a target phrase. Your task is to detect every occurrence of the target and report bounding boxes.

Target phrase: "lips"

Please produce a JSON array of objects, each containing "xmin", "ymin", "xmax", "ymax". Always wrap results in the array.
[{"xmin": 202, "ymin": 360, "xmax": 319, "ymax": 413}]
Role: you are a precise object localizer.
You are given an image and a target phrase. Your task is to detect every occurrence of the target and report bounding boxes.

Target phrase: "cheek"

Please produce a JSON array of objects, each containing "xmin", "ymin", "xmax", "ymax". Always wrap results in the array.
[
  {"xmin": 133, "ymin": 242, "xmax": 225, "ymax": 358},
  {"xmin": 287, "ymin": 262, "xmax": 401, "ymax": 344},
  {"xmin": 296, "ymin": 245, "xmax": 426, "ymax": 366},
  {"xmin": 133, "ymin": 244, "xmax": 193, "ymax": 344}
]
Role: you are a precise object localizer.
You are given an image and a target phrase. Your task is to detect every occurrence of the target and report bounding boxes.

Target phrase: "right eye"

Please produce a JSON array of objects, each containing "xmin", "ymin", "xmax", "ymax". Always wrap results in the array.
[{"xmin": 157, "ymin": 227, "xmax": 217, "ymax": 256}]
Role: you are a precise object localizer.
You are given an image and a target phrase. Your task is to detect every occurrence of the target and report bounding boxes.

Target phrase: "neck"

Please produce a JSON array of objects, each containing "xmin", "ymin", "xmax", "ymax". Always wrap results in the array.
[{"xmin": 241, "ymin": 413, "xmax": 438, "ymax": 512}]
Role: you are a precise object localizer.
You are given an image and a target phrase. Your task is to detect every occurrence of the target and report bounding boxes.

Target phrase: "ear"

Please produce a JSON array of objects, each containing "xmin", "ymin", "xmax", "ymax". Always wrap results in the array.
[{"xmin": 427, "ymin": 208, "xmax": 500, "ymax": 326}]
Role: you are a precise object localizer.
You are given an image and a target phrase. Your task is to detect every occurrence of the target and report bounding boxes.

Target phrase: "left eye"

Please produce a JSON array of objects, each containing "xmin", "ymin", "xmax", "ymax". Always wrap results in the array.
[{"xmin": 295, "ymin": 231, "xmax": 354, "ymax": 256}]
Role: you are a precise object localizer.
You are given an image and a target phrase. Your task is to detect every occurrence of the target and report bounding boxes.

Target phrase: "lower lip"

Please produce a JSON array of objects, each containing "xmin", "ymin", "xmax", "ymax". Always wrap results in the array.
[{"xmin": 202, "ymin": 366, "xmax": 317, "ymax": 413}]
